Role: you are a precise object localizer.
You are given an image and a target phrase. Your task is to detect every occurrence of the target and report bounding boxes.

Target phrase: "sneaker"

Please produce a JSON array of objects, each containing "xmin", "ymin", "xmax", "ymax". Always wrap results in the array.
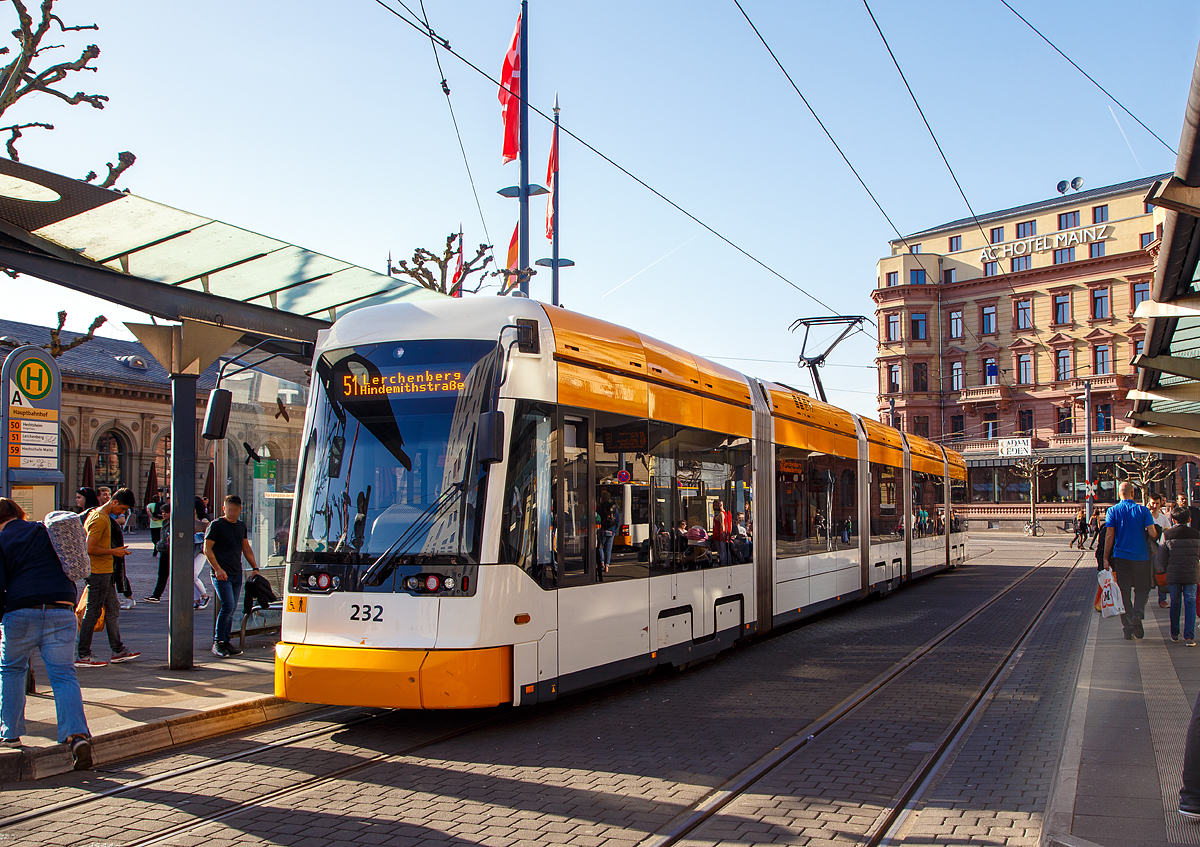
[
  {"xmin": 1124, "ymin": 632, "xmax": 1135, "ymax": 640},
  {"xmin": 222, "ymin": 641, "xmax": 242, "ymax": 656},
  {"xmin": 69, "ymin": 735, "xmax": 92, "ymax": 771},
  {"xmin": 74, "ymin": 656, "xmax": 108, "ymax": 668},
  {"xmin": 1189, "ymin": 639, "xmax": 1197, "ymax": 648},
  {"xmin": 110, "ymin": 650, "xmax": 141, "ymax": 663},
  {"xmin": 1180, "ymin": 806, "xmax": 1200, "ymax": 821},
  {"xmin": 211, "ymin": 642, "xmax": 231, "ymax": 658},
  {"xmin": 0, "ymin": 737, "xmax": 21, "ymax": 748},
  {"xmin": 1135, "ymin": 619, "xmax": 1146, "ymax": 639},
  {"xmin": 142, "ymin": 596, "xmax": 160, "ymax": 603},
  {"xmin": 1173, "ymin": 634, "xmax": 1181, "ymax": 642},
  {"xmin": 119, "ymin": 598, "xmax": 136, "ymax": 610},
  {"xmin": 196, "ymin": 596, "xmax": 210, "ymax": 610},
  {"xmin": 1161, "ymin": 600, "xmax": 1170, "ymax": 608}
]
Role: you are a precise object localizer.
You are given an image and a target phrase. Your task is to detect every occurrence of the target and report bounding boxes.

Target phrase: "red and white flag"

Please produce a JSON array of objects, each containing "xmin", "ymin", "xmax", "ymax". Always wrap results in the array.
[
  {"xmin": 545, "ymin": 122, "xmax": 558, "ymax": 240},
  {"xmin": 449, "ymin": 228, "xmax": 464, "ymax": 297},
  {"xmin": 498, "ymin": 13, "xmax": 522, "ymax": 164}
]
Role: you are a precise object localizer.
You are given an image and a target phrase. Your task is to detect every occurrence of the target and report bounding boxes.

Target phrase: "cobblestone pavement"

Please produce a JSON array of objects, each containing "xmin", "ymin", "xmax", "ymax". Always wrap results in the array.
[{"xmin": 1, "ymin": 539, "xmax": 1080, "ymax": 847}]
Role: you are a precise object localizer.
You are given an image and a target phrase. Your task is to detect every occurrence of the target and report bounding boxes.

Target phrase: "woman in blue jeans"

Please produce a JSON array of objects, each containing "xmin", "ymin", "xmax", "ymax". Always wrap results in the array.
[{"xmin": 0, "ymin": 497, "xmax": 93, "ymax": 768}]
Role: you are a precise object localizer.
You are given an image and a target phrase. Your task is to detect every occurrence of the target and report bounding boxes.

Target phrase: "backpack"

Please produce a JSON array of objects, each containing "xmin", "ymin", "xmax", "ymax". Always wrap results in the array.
[{"xmin": 43, "ymin": 510, "xmax": 90, "ymax": 581}]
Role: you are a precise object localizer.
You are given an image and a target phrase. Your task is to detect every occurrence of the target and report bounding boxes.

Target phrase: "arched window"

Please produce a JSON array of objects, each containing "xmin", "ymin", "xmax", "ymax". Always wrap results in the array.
[
  {"xmin": 95, "ymin": 430, "xmax": 130, "ymax": 491},
  {"xmin": 155, "ymin": 434, "xmax": 172, "ymax": 494}
]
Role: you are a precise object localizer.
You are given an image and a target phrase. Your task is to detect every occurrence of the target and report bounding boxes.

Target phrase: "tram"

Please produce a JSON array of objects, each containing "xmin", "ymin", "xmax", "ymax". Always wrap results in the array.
[{"xmin": 275, "ymin": 298, "xmax": 968, "ymax": 710}]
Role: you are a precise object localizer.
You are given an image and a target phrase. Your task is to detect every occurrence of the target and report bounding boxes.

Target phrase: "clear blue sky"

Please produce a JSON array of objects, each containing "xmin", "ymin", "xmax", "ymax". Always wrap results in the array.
[{"xmin": 3, "ymin": 0, "xmax": 1197, "ymax": 416}]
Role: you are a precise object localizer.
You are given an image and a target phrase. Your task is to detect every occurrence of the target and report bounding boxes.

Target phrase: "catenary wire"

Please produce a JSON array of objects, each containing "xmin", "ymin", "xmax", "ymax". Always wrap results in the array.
[
  {"xmin": 1000, "ymin": 0, "xmax": 1177, "ymax": 156},
  {"xmin": 417, "ymin": 0, "xmax": 496, "ymax": 269},
  {"xmin": 369, "ymin": 0, "xmax": 852, "ymax": 321}
]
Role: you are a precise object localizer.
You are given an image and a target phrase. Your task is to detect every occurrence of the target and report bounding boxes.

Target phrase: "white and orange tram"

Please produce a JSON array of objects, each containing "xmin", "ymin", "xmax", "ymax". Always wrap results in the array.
[{"xmin": 275, "ymin": 299, "xmax": 968, "ymax": 710}]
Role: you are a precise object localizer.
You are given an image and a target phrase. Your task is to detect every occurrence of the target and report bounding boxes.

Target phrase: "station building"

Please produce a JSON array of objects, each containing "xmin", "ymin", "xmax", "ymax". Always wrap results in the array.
[{"xmin": 871, "ymin": 174, "xmax": 1189, "ymax": 527}]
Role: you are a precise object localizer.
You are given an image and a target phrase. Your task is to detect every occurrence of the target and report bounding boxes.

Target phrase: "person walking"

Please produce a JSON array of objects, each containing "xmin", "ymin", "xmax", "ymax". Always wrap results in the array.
[
  {"xmin": 142, "ymin": 502, "xmax": 170, "ymax": 604},
  {"xmin": 193, "ymin": 498, "xmax": 211, "ymax": 609},
  {"xmin": 0, "ymin": 498, "xmax": 93, "ymax": 768},
  {"xmin": 1178, "ymin": 494, "xmax": 1200, "ymax": 533},
  {"xmin": 1159, "ymin": 507, "xmax": 1200, "ymax": 646},
  {"xmin": 1071, "ymin": 509, "xmax": 1088, "ymax": 549},
  {"xmin": 76, "ymin": 488, "xmax": 141, "ymax": 667},
  {"xmin": 204, "ymin": 495, "xmax": 259, "ymax": 658},
  {"xmin": 1103, "ymin": 481, "xmax": 1160, "ymax": 640},
  {"xmin": 1088, "ymin": 509, "xmax": 1102, "ymax": 549},
  {"xmin": 146, "ymin": 496, "xmax": 164, "ymax": 550},
  {"xmin": 1152, "ymin": 495, "xmax": 1173, "ymax": 608}
]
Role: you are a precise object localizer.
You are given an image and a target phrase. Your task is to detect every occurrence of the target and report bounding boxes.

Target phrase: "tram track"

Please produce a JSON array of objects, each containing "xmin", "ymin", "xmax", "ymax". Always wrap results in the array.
[
  {"xmin": 640, "ymin": 547, "xmax": 1084, "ymax": 847},
  {"xmin": 2, "ymin": 544, "xmax": 1051, "ymax": 846}
]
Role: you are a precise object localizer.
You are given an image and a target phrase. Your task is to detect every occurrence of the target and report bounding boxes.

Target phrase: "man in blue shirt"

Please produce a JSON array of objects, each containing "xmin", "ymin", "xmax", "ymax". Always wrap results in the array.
[{"xmin": 1105, "ymin": 482, "xmax": 1160, "ymax": 639}]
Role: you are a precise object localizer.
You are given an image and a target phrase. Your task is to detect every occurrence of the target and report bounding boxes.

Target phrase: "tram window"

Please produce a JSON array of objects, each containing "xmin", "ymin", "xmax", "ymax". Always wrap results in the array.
[
  {"xmin": 869, "ymin": 461, "xmax": 905, "ymax": 543},
  {"xmin": 561, "ymin": 416, "xmax": 590, "ymax": 578},
  {"xmin": 500, "ymin": 401, "xmax": 557, "ymax": 587},
  {"xmin": 649, "ymin": 423, "xmax": 752, "ymax": 571},
  {"xmin": 776, "ymin": 449, "xmax": 858, "ymax": 558},
  {"xmin": 911, "ymin": 471, "xmax": 945, "ymax": 537},
  {"xmin": 594, "ymin": 412, "xmax": 650, "ymax": 582}
]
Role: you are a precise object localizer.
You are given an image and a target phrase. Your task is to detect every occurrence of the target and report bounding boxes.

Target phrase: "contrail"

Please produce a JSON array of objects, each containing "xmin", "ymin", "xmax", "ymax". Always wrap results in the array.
[
  {"xmin": 602, "ymin": 234, "xmax": 701, "ymax": 297},
  {"xmin": 1109, "ymin": 104, "xmax": 1144, "ymax": 176}
]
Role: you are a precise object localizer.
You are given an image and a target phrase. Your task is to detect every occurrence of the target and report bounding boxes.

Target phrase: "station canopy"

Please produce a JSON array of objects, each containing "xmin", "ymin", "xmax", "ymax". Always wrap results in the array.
[
  {"xmin": 1129, "ymin": 39, "xmax": 1200, "ymax": 459},
  {"xmin": 0, "ymin": 157, "xmax": 443, "ymax": 351}
]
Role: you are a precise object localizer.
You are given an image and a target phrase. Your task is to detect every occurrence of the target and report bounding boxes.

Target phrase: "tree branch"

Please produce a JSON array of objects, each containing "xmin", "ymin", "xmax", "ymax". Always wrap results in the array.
[
  {"xmin": 0, "ymin": 119, "xmax": 50, "ymax": 159},
  {"xmin": 45, "ymin": 310, "xmax": 104, "ymax": 357}
]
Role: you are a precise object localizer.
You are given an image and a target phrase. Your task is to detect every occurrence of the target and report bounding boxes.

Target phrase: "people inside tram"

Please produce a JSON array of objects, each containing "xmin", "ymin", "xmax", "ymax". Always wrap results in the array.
[
  {"xmin": 712, "ymin": 500, "xmax": 731, "ymax": 566},
  {"xmin": 596, "ymin": 491, "xmax": 616, "ymax": 577},
  {"xmin": 732, "ymin": 512, "xmax": 751, "ymax": 562}
]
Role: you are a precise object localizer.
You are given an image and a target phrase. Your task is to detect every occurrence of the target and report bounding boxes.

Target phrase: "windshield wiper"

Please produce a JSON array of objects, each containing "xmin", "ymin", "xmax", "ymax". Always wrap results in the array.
[{"xmin": 360, "ymin": 479, "xmax": 467, "ymax": 587}]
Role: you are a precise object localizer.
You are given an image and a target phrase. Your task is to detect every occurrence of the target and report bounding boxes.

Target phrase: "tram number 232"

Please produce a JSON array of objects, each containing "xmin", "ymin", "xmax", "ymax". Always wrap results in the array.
[{"xmin": 349, "ymin": 604, "xmax": 384, "ymax": 622}]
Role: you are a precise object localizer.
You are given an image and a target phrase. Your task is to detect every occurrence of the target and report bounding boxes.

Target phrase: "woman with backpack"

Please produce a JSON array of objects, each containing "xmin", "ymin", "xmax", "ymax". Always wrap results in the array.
[{"xmin": 0, "ymin": 497, "xmax": 93, "ymax": 768}]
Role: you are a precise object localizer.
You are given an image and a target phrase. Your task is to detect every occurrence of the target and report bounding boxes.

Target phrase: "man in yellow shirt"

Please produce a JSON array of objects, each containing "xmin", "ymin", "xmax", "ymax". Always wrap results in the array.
[{"xmin": 76, "ymin": 488, "xmax": 141, "ymax": 667}]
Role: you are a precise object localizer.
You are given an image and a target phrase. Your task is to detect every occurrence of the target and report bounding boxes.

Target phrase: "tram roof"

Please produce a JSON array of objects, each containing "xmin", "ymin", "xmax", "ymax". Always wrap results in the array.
[{"xmin": 0, "ymin": 158, "xmax": 443, "ymax": 350}]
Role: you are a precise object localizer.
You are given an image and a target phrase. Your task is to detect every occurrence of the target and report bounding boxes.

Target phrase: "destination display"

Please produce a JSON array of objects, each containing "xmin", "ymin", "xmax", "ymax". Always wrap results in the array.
[
  {"xmin": 338, "ymin": 367, "xmax": 466, "ymax": 400},
  {"xmin": 7, "ymin": 384, "xmax": 58, "ymax": 468},
  {"xmin": 3, "ymin": 348, "xmax": 62, "ymax": 493}
]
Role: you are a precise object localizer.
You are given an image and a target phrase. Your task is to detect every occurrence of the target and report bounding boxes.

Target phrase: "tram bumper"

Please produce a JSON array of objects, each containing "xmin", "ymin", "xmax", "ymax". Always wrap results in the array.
[{"xmin": 275, "ymin": 643, "xmax": 512, "ymax": 710}]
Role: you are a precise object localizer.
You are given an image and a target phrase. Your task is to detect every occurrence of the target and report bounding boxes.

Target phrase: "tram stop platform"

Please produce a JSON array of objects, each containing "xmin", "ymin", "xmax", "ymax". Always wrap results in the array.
[
  {"xmin": 1046, "ymin": 587, "xmax": 1200, "ymax": 847},
  {"xmin": 0, "ymin": 538, "xmax": 317, "ymax": 782}
]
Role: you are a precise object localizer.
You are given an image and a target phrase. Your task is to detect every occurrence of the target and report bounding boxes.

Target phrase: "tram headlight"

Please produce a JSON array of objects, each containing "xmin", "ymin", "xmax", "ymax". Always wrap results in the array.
[{"xmin": 424, "ymin": 574, "xmax": 441, "ymax": 592}]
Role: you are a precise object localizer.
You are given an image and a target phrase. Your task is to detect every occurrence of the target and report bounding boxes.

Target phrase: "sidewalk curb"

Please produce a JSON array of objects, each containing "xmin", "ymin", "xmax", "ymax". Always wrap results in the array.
[{"xmin": 0, "ymin": 695, "xmax": 323, "ymax": 782}]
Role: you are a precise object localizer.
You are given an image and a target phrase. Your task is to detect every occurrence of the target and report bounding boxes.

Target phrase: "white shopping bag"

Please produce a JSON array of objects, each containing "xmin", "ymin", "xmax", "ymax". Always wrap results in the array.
[{"xmin": 1098, "ymin": 569, "xmax": 1125, "ymax": 618}]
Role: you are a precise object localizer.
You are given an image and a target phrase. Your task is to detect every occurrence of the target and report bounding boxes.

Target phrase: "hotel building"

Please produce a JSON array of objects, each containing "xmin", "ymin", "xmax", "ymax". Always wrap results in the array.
[{"xmin": 871, "ymin": 174, "xmax": 1179, "ymax": 527}]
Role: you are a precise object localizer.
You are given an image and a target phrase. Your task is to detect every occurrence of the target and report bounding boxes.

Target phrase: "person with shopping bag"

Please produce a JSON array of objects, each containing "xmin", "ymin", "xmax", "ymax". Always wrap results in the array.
[{"xmin": 1104, "ymin": 482, "xmax": 1160, "ymax": 640}]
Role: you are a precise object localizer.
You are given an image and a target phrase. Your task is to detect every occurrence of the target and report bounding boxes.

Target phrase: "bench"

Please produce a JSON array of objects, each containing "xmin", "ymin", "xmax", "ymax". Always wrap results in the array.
[{"xmin": 238, "ymin": 601, "xmax": 284, "ymax": 650}]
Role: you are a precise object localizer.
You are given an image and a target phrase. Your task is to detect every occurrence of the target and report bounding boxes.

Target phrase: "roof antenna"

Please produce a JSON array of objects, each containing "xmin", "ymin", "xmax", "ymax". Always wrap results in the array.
[{"xmin": 788, "ymin": 315, "xmax": 867, "ymax": 403}]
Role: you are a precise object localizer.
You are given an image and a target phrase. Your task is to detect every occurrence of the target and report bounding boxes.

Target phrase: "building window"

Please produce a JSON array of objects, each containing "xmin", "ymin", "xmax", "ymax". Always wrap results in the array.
[
  {"xmin": 983, "ymin": 356, "xmax": 998, "ymax": 386},
  {"xmin": 1146, "ymin": 201, "xmax": 1154, "ymax": 214},
  {"xmin": 948, "ymin": 235, "xmax": 961, "ymax": 252},
  {"xmin": 949, "ymin": 309, "xmax": 963, "ymax": 338},
  {"xmin": 913, "ymin": 362, "xmax": 929, "ymax": 392},
  {"xmin": 910, "ymin": 269, "xmax": 926, "ymax": 285},
  {"xmin": 1018, "ymin": 409, "xmax": 1034, "ymax": 434},
  {"xmin": 1054, "ymin": 293, "xmax": 1071, "ymax": 324},
  {"xmin": 1016, "ymin": 220, "xmax": 1036, "ymax": 239},
  {"xmin": 984, "ymin": 260, "xmax": 999, "ymax": 277},
  {"xmin": 1058, "ymin": 211, "xmax": 1080, "ymax": 230},
  {"xmin": 1135, "ymin": 339, "xmax": 1145, "ymax": 357},
  {"xmin": 1093, "ymin": 205, "xmax": 1108, "ymax": 224},
  {"xmin": 1092, "ymin": 287, "xmax": 1109, "ymax": 320},
  {"xmin": 943, "ymin": 268, "xmax": 956, "ymax": 284},
  {"xmin": 913, "ymin": 416, "xmax": 929, "ymax": 437},
  {"xmin": 1133, "ymin": 280, "xmax": 1150, "ymax": 309},
  {"xmin": 1016, "ymin": 299, "xmax": 1032, "ymax": 329},
  {"xmin": 1012, "ymin": 255, "xmax": 1031, "ymax": 272},
  {"xmin": 885, "ymin": 271, "xmax": 898, "ymax": 287},
  {"xmin": 1057, "ymin": 407, "xmax": 1073, "ymax": 434},
  {"xmin": 911, "ymin": 312, "xmax": 927, "ymax": 340},
  {"xmin": 983, "ymin": 412, "xmax": 999, "ymax": 439},
  {"xmin": 951, "ymin": 361, "xmax": 963, "ymax": 391},
  {"xmin": 950, "ymin": 415, "xmax": 964, "ymax": 439},
  {"xmin": 991, "ymin": 226, "xmax": 1004, "ymax": 244},
  {"xmin": 95, "ymin": 430, "xmax": 129, "ymax": 491},
  {"xmin": 887, "ymin": 364, "xmax": 901, "ymax": 393},
  {"xmin": 1017, "ymin": 353, "xmax": 1033, "ymax": 384},
  {"xmin": 1054, "ymin": 247, "xmax": 1075, "ymax": 264},
  {"xmin": 1089, "ymin": 242, "xmax": 1105, "ymax": 259},
  {"xmin": 1096, "ymin": 403, "xmax": 1113, "ymax": 432},
  {"xmin": 981, "ymin": 305, "xmax": 997, "ymax": 334},
  {"xmin": 1141, "ymin": 232, "xmax": 1153, "ymax": 249},
  {"xmin": 1094, "ymin": 344, "xmax": 1110, "ymax": 375},
  {"xmin": 886, "ymin": 313, "xmax": 900, "ymax": 341},
  {"xmin": 910, "ymin": 243, "xmax": 922, "ymax": 253},
  {"xmin": 1055, "ymin": 349, "xmax": 1071, "ymax": 381}
]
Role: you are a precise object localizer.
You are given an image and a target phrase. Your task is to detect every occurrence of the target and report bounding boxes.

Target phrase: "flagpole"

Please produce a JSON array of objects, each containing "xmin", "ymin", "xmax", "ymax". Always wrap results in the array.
[
  {"xmin": 551, "ymin": 97, "xmax": 561, "ymax": 306},
  {"xmin": 518, "ymin": 0, "xmax": 530, "ymax": 296}
]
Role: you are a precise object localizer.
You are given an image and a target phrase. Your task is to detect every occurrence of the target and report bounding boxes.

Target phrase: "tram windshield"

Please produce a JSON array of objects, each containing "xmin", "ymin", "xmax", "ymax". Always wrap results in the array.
[{"xmin": 291, "ymin": 339, "xmax": 497, "ymax": 575}]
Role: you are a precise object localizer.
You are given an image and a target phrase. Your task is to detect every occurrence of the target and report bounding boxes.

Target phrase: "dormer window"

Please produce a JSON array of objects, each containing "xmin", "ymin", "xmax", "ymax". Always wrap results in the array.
[{"xmin": 117, "ymin": 355, "xmax": 148, "ymax": 370}]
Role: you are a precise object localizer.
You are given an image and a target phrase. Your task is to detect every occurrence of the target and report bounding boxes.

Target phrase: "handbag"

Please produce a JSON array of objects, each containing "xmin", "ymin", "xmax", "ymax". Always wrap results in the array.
[
  {"xmin": 1154, "ymin": 541, "xmax": 1169, "ymax": 587},
  {"xmin": 74, "ymin": 586, "xmax": 106, "ymax": 632},
  {"xmin": 1098, "ymin": 569, "xmax": 1125, "ymax": 618}
]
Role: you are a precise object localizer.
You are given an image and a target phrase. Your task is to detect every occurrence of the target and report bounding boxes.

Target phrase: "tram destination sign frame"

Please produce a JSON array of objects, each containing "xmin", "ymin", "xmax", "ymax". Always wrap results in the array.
[{"xmin": 2, "ymin": 345, "xmax": 64, "ymax": 519}]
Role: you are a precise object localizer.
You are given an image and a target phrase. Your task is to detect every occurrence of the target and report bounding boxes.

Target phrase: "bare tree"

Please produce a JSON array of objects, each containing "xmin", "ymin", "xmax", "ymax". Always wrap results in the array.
[
  {"xmin": 1011, "ymin": 456, "xmax": 1055, "ymax": 530},
  {"xmin": 0, "ymin": 309, "xmax": 105, "ymax": 357},
  {"xmin": 0, "ymin": 0, "xmax": 134, "ymax": 185},
  {"xmin": 388, "ymin": 232, "xmax": 494, "ymax": 296},
  {"xmin": 1117, "ymin": 452, "xmax": 1174, "ymax": 498}
]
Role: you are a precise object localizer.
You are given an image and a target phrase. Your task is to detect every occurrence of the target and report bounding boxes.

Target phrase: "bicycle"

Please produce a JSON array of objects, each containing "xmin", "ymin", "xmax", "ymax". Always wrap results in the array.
[{"xmin": 1023, "ymin": 519, "xmax": 1045, "ymax": 537}]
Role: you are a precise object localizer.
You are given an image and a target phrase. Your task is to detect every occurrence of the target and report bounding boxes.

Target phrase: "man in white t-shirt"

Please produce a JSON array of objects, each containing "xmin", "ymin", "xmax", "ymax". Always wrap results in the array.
[{"xmin": 1152, "ymin": 495, "xmax": 1174, "ymax": 608}]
